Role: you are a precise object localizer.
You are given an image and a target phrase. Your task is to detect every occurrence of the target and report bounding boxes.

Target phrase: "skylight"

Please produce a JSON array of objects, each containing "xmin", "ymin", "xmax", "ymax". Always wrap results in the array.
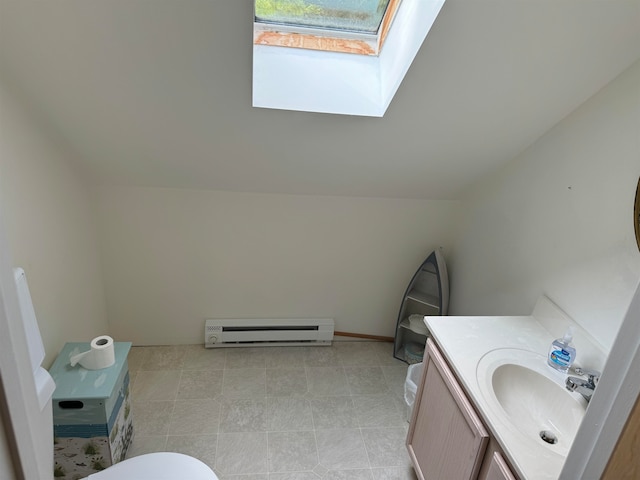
[
  {"xmin": 254, "ymin": 0, "xmax": 402, "ymax": 55},
  {"xmin": 252, "ymin": 0, "xmax": 446, "ymax": 116},
  {"xmin": 256, "ymin": 0, "xmax": 390, "ymax": 34}
]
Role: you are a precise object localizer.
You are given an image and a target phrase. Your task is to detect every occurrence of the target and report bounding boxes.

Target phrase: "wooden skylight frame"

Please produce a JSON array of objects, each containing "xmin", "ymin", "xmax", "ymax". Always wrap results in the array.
[{"xmin": 253, "ymin": 0, "xmax": 403, "ymax": 56}]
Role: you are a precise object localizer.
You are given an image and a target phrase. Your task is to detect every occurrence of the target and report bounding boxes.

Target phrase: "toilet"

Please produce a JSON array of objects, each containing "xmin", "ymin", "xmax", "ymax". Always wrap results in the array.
[{"xmin": 83, "ymin": 452, "xmax": 219, "ymax": 479}]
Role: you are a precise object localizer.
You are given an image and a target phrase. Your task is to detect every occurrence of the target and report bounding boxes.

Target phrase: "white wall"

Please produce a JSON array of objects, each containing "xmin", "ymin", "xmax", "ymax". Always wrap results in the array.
[
  {"xmin": 0, "ymin": 81, "xmax": 109, "ymax": 367},
  {"xmin": 96, "ymin": 186, "xmax": 459, "ymax": 345},
  {"xmin": 450, "ymin": 60, "xmax": 640, "ymax": 352}
]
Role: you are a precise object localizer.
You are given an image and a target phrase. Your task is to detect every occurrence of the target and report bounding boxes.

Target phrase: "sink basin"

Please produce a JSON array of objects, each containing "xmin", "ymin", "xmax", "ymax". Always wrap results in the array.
[{"xmin": 476, "ymin": 349, "xmax": 587, "ymax": 457}]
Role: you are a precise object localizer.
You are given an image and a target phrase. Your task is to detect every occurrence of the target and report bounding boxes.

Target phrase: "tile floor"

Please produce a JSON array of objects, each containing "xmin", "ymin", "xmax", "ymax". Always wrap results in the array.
[{"xmin": 126, "ymin": 341, "xmax": 418, "ymax": 479}]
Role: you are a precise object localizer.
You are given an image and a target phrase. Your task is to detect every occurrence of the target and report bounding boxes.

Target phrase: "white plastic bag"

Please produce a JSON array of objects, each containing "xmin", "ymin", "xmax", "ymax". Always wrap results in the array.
[{"xmin": 404, "ymin": 362, "xmax": 424, "ymax": 422}]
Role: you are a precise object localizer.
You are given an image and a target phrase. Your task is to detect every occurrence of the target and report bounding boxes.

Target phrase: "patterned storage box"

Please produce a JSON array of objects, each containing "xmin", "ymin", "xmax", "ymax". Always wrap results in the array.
[{"xmin": 49, "ymin": 342, "xmax": 133, "ymax": 479}]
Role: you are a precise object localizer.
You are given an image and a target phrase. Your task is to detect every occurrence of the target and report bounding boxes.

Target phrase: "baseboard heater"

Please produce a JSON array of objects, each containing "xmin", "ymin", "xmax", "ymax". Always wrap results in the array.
[{"xmin": 204, "ymin": 318, "xmax": 334, "ymax": 348}]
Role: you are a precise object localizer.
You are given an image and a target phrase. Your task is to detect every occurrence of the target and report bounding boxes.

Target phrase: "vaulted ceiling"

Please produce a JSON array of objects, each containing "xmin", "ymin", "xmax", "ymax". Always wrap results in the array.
[{"xmin": 1, "ymin": 0, "xmax": 639, "ymax": 199}]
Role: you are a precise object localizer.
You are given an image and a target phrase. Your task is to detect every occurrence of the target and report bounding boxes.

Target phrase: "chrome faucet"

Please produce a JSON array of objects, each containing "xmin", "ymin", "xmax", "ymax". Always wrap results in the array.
[{"xmin": 565, "ymin": 367, "xmax": 600, "ymax": 402}]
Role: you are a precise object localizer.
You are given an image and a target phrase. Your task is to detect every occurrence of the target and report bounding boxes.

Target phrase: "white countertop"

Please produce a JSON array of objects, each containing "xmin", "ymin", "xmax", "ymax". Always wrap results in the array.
[{"xmin": 425, "ymin": 314, "xmax": 577, "ymax": 480}]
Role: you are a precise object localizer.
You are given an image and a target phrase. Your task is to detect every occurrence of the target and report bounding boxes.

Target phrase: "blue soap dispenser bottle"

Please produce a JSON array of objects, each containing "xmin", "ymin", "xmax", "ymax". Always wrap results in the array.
[{"xmin": 547, "ymin": 327, "xmax": 576, "ymax": 372}]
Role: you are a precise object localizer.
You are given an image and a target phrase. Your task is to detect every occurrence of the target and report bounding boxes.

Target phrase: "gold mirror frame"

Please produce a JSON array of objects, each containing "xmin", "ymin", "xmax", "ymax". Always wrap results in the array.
[{"xmin": 635, "ymin": 177, "xmax": 640, "ymax": 252}]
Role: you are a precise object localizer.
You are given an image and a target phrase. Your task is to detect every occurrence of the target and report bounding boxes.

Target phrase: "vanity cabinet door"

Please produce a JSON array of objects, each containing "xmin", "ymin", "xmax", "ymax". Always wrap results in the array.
[
  {"xmin": 484, "ymin": 452, "xmax": 517, "ymax": 480},
  {"xmin": 407, "ymin": 338, "xmax": 489, "ymax": 480}
]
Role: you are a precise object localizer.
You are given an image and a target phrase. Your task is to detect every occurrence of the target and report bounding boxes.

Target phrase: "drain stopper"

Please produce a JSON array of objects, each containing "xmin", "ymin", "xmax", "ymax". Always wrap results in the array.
[{"xmin": 539, "ymin": 430, "xmax": 558, "ymax": 445}]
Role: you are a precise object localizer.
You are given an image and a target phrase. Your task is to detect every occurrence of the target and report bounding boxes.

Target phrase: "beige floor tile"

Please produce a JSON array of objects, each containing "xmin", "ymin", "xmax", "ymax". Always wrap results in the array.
[
  {"xmin": 268, "ymin": 431, "xmax": 318, "ymax": 472},
  {"xmin": 169, "ymin": 398, "xmax": 221, "ymax": 435},
  {"xmin": 315, "ymin": 429, "xmax": 369, "ymax": 470},
  {"xmin": 361, "ymin": 427, "xmax": 411, "ymax": 468},
  {"xmin": 325, "ymin": 469, "xmax": 373, "ymax": 480},
  {"xmin": 335, "ymin": 342, "xmax": 381, "ymax": 366},
  {"xmin": 344, "ymin": 367, "xmax": 389, "ymax": 395},
  {"xmin": 132, "ymin": 400, "xmax": 174, "ymax": 435},
  {"xmin": 303, "ymin": 346, "xmax": 342, "ymax": 367},
  {"xmin": 219, "ymin": 397, "xmax": 267, "ymax": 432},
  {"xmin": 127, "ymin": 346, "xmax": 149, "ymax": 372},
  {"xmin": 266, "ymin": 368, "xmax": 308, "ymax": 396},
  {"xmin": 266, "ymin": 397, "xmax": 313, "ymax": 432},
  {"xmin": 128, "ymin": 370, "xmax": 138, "ymax": 391},
  {"xmin": 178, "ymin": 370, "xmax": 223, "ymax": 399},
  {"xmin": 216, "ymin": 432, "xmax": 268, "ymax": 475},
  {"xmin": 381, "ymin": 365, "xmax": 410, "ymax": 393},
  {"xmin": 267, "ymin": 474, "xmax": 319, "ymax": 480},
  {"xmin": 313, "ymin": 464, "xmax": 328, "ymax": 477},
  {"xmin": 370, "ymin": 342, "xmax": 402, "ymax": 366},
  {"xmin": 371, "ymin": 466, "xmax": 418, "ymax": 480},
  {"xmin": 132, "ymin": 370, "xmax": 181, "ymax": 401},
  {"xmin": 125, "ymin": 435, "xmax": 167, "ymax": 459},
  {"xmin": 165, "ymin": 434, "xmax": 217, "ymax": 471},
  {"xmin": 305, "ymin": 367, "xmax": 349, "ymax": 396},
  {"xmin": 218, "ymin": 475, "xmax": 269, "ymax": 480},
  {"xmin": 140, "ymin": 345, "xmax": 187, "ymax": 370},
  {"xmin": 222, "ymin": 368, "xmax": 266, "ymax": 397},
  {"xmin": 184, "ymin": 345, "xmax": 227, "ymax": 370},
  {"xmin": 264, "ymin": 347, "xmax": 307, "ymax": 369},
  {"xmin": 352, "ymin": 395, "xmax": 406, "ymax": 428},
  {"xmin": 225, "ymin": 348, "xmax": 267, "ymax": 368},
  {"xmin": 309, "ymin": 396, "xmax": 358, "ymax": 430}
]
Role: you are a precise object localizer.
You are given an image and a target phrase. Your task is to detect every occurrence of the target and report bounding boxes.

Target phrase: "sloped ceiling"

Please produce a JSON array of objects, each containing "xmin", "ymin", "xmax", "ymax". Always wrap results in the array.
[{"xmin": 1, "ymin": 0, "xmax": 639, "ymax": 199}]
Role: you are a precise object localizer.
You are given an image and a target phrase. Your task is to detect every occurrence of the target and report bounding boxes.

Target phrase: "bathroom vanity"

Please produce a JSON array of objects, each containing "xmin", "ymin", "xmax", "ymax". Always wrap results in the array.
[
  {"xmin": 407, "ymin": 337, "xmax": 518, "ymax": 479},
  {"xmin": 406, "ymin": 297, "xmax": 607, "ymax": 480}
]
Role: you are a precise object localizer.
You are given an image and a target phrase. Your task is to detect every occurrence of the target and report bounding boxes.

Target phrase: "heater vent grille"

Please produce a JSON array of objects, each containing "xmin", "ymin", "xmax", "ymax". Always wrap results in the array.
[{"xmin": 204, "ymin": 318, "xmax": 334, "ymax": 348}]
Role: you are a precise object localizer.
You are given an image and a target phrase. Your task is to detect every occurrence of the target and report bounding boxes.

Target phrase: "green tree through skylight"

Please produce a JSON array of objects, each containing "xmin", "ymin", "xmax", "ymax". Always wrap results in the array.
[{"xmin": 255, "ymin": 0, "xmax": 392, "ymax": 34}]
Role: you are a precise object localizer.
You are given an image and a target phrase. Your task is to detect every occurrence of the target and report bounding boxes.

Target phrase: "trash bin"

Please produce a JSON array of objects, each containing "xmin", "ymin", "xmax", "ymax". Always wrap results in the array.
[{"xmin": 404, "ymin": 362, "xmax": 424, "ymax": 422}]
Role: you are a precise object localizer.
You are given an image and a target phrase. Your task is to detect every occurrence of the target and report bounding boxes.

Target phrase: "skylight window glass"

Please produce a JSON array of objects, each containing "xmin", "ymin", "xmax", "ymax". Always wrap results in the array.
[
  {"xmin": 255, "ymin": 0, "xmax": 391, "ymax": 34},
  {"xmin": 253, "ymin": 0, "xmax": 447, "ymax": 115}
]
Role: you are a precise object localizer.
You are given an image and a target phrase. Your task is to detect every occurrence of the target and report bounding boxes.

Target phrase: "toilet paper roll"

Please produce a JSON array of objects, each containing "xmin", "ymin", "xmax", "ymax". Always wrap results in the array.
[{"xmin": 69, "ymin": 335, "xmax": 115, "ymax": 370}]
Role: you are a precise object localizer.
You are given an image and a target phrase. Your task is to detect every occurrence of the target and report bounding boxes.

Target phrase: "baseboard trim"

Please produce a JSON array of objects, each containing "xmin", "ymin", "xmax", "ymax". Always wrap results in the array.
[{"xmin": 334, "ymin": 331, "xmax": 394, "ymax": 342}]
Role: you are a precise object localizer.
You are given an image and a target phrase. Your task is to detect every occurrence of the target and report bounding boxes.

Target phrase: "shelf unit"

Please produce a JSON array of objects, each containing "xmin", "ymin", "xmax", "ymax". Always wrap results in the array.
[
  {"xmin": 405, "ymin": 290, "xmax": 440, "ymax": 309},
  {"xmin": 393, "ymin": 249, "xmax": 449, "ymax": 363}
]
